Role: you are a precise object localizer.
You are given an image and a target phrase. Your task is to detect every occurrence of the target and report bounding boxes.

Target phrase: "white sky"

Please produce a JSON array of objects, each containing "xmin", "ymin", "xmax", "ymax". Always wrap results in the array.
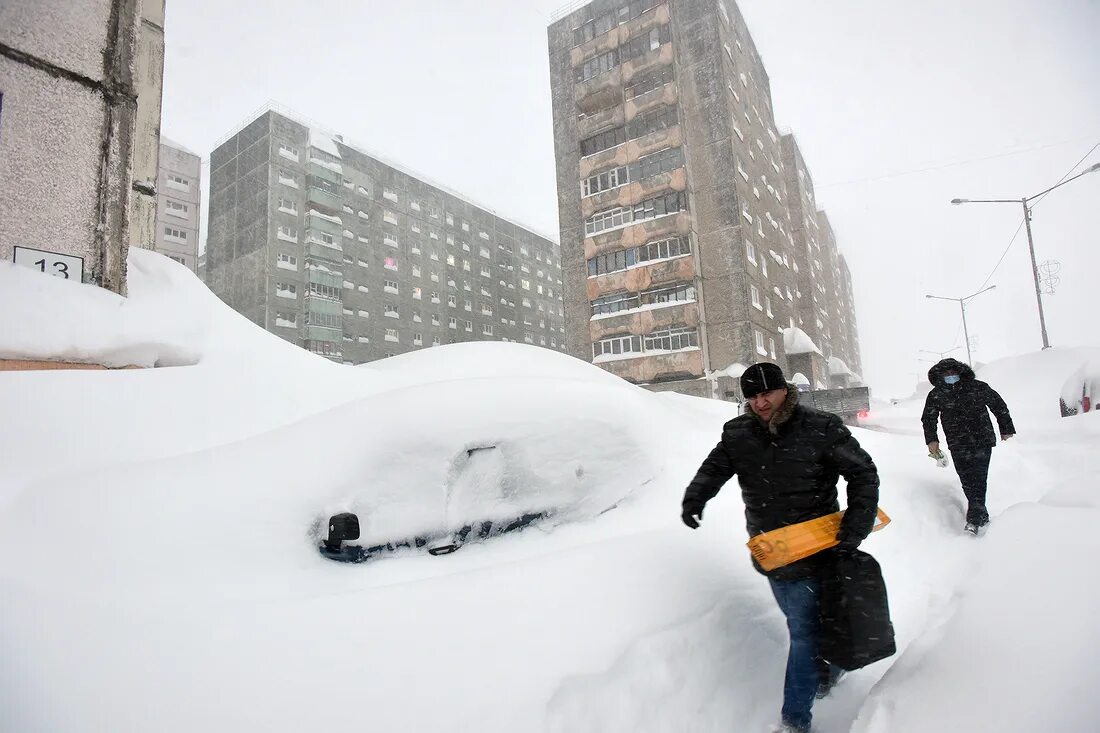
[{"xmin": 161, "ymin": 0, "xmax": 1100, "ymax": 398}]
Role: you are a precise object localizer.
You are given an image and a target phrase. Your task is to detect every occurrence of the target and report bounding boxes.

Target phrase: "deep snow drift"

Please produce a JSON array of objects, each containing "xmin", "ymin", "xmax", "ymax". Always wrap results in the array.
[{"xmin": 1, "ymin": 251, "xmax": 1098, "ymax": 732}]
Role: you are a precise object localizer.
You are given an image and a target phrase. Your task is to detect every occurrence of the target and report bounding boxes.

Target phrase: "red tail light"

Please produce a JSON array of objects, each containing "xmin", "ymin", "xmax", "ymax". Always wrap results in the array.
[{"xmin": 857, "ymin": 409, "xmax": 870, "ymax": 419}]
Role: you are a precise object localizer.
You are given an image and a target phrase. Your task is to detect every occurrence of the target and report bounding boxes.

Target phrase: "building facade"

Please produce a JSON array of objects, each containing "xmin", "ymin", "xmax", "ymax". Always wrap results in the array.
[
  {"xmin": 549, "ymin": 0, "xmax": 864, "ymax": 397},
  {"xmin": 206, "ymin": 109, "xmax": 565, "ymax": 364},
  {"xmin": 780, "ymin": 133, "xmax": 863, "ymax": 382},
  {"xmin": 0, "ymin": 0, "xmax": 165, "ymax": 295},
  {"xmin": 548, "ymin": 0, "xmax": 807, "ymax": 399},
  {"xmin": 154, "ymin": 139, "xmax": 201, "ymax": 272}
]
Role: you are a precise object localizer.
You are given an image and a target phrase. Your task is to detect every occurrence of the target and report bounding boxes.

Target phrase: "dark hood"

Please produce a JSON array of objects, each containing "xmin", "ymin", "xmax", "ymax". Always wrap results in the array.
[{"xmin": 928, "ymin": 358, "xmax": 975, "ymax": 387}]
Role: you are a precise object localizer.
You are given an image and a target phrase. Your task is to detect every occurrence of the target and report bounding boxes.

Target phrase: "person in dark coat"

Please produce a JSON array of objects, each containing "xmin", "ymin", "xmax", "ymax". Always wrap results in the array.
[
  {"xmin": 922, "ymin": 358, "xmax": 1015, "ymax": 533},
  {"xmin": 681, "ymin": 362, "xmax": 880, "ymax": 733}
]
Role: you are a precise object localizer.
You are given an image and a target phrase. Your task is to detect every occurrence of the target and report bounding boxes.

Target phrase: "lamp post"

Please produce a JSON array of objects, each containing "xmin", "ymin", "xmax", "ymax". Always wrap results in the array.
[
  {"xmin": 925, "ymin": 286, "xmax": 997, "ymax": 365},
  {"xmin": 951, "ymin": 161, "xmax": 1100, "ymax": 349}
]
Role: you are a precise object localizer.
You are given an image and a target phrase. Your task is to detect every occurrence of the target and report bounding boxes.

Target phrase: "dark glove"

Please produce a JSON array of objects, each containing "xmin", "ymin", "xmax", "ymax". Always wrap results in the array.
[
  {"xmin": 834, "ymin": 530, "xmax": 861, "ymax": 552},
  {"xmin": 681, "ymin": 498, "xmax": 706, "ymax": 529}
]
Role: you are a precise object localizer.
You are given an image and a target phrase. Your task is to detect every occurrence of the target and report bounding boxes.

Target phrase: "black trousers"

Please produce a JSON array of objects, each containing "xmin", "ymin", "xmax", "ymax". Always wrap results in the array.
[{"xmin": 951, "ymin": 446, "xmax": 993, "ymax": 525}]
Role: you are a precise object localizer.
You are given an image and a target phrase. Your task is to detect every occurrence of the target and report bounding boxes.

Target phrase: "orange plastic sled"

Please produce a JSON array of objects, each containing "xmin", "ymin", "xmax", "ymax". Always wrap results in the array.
[{"xmin": 747, "ymin": 508, "xmax": 891, "ymax": 571}]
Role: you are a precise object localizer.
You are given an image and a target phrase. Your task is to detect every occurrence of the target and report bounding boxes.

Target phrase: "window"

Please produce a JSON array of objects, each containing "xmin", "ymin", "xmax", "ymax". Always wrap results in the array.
[
  {"xmin": 521, "ymin": 279, "xmax": 531, "ymax": 290},
  {"xmin": 642, "ymin": 325, "xmax": 697, "ymax": 351},
  {"xmin": 769, "ymin": 337, "xmax": 777, "ymax": 359},
  {"xmin": 302, "ymin": 281, "xmax": 337, "ymax": 301},
  {"xmin": 582, "ymin": 164, "xmax": 629, "ymax": 197},
  {"xmin": 762, "ymin": 257, "xmax": 769, "ymax": 278},
  {"xmin": 584, "ymin": 190, "xmax": 687, "ymax": 236},
  {"xmin": 275, "ymin": 312, "xmax": 297, "ymax": 328},
  {"xmin": 621, "ymin": 24, "xmax": 671, "ymax": 62},
  {"xmin": 592, "ymin": 333, "xmax": 642, "ymax": 359},
  {"xmin": 580, "ymin": 125, "xmax": 629, "ymax": 157},
  {"xmin": 168, "ymin": 255, "xmax": 186, "ymax": 265},
  {"xmin": 277, "ymin": 253, "xmax": 298, "ymax": 270},
  {"xmin": 384, "ymin": 304, "xmax": 399, "ymax": 318},
  {"xmin": 482, "ymin": 324, "xmax": 493, "ymax": 336},
  {"xmin": 746, "ymin": 241, "xmax": 757, "ymax": 265},
  {"xmin": 625, "ymin": 64, "xmax": 674, "ymax": 100},
  {"xmin": 166, "ymin": 174, "xmax": 190, "ymax": 191},
  {"xmin": 165, "ymin": 200, "xmax": 189, "ymax": 217},
  {"xmin": 575, "ymin": 48, "xmax": 619, "ymax": 83},
  {"xmin": 431, "ymin": 314, "xmax": 441, "ymax": 326},
  {"xmin": 385, "ymin": 328, "xmax": 399, "ymax": 342},
  {"xmin": 751, "ymin": 285, "xmax": 762, "ymax": 310},
  {"xmin": 164, "ymin": 227, "xmax": 188, "ymax": 242},
  {"xmin": 276, "ymin": 282, "xmax": 297, "ymax": 299},
  {"xmin": 384, "ymin": 280, "xmax": 399, "ymax": 294},
  {"xmin": 448, "ymin": 316, "xmax": 457, "ymax": 329},
  {"xmin": 384, "ymin": 257, "xmax": 398, "ymax": 271},
  {"xmin": 413, "ymin": 286, "xmax": 422, "ymax": 300},
  {"xmin": 278, "ymin": 144, "xmax": 299, "ymax": 161},
  {"xmin": 383, "ymin": 187, "xmax": 399, "ymax": 202},
  {"xmin": 765, "ymin": 296, "xmax": 773, "ymax": 317},
  {"xmin": 278, "ymin": 198, "xmax": 297, "ymax": 214},
  {"xmin": 278, "ymin": 170, "xmax": 298, "ymax": 188},
  {"xmin": 464, "ymin": 320, "xmax": 473, "ymax": 332},
  {"xmin": 463, "ymin": 299, "xmax": 472, "ymax": 311}
]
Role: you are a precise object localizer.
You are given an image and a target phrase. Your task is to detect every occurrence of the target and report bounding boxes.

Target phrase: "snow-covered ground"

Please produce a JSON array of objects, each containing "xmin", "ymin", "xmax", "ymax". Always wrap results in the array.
[{"xmin": 1, "ymin": 251, "xmax": 1098, "ymax": 732}]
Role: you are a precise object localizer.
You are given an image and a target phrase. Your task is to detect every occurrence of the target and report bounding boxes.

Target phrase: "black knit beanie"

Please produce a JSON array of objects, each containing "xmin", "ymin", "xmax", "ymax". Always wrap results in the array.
[{"xmin": 740, "ymin": 362, "xmax": 786, "ymax": 399}]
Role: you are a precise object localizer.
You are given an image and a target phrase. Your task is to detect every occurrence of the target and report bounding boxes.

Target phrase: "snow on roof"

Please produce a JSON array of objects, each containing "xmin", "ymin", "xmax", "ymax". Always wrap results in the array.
[
  {"xmin": 828, "ymin": 355, "xmax": 853, "ymax": 376},
  {"xmin": 783, "ymin": 327, "xmax": 822, "ymax": 355},
  {"xmin": 309, "ymin": 128, "xmax": 342, "ymax": 159},
  {"xmin": 712, "ymin": 362, "xmax": 749, "ymax": 379},
  {"xmin": 160, "ymin": 136, "xmax": 199, "ymax": 157}
]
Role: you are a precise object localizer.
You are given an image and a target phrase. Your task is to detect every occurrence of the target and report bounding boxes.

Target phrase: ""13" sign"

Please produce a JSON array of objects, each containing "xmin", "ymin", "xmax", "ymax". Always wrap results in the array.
[{"xmin": 13, "ymin": 246, "xmax": 85, "ymax": 282}]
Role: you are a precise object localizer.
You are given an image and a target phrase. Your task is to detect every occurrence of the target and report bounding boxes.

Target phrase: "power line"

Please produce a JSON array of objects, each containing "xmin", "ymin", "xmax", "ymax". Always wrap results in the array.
[
  {"xmin": 817, "ymin": 133, "xmax": 1098, "ymax": 189},
  {"xmin": 973, "ymin": 141, "xmax": 1100, "ymax": 292}
]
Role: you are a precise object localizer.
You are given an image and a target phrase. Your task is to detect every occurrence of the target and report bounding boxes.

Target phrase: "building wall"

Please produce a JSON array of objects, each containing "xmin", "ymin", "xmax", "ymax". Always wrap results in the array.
[
  {"xmin": 549, "ymin": 0, "xmax": 800, "ymax": 397},
  {"xmin": 207, "ymin": 109, "xmax": 565, "ymax": 364},
  {"xmin": 127, "ymin": 0, "xmax": 165, "ymax": 253},
  {"xmin": 0, "ymin": 0, "xmax": 147, "ymax": 294},
  {"xmin": 155, "ymin": 141, "xmax": 202, "ymax": 271}
]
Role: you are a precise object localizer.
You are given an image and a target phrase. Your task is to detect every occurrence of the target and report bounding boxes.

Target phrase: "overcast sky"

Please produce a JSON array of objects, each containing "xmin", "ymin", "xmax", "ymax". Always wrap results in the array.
[{"xmin": 161, "ymin": 0, "xmax": 1100, "ymax": 398}]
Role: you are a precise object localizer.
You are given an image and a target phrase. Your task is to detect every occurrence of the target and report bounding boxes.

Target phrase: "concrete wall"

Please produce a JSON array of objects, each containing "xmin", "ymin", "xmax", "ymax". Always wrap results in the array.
[
  {"xmin": 0, "ymin": 0, "xmax": 147, "ymax": 295},
  {"xmin": 127, "ymin": 0, "xmax": 166, "ymax": 253}
]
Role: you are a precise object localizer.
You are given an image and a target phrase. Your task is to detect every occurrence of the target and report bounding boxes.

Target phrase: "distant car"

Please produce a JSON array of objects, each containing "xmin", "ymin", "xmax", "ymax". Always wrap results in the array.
[{"xmin": 1059, "ymin": 362, "xmax": 1098, "ymax": 417}]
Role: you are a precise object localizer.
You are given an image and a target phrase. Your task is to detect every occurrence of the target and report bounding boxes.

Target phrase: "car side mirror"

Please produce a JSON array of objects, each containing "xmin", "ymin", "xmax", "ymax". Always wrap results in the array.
[{"xmin": 324, "ymin": 512, "xmax": 360, "ymax": 550}]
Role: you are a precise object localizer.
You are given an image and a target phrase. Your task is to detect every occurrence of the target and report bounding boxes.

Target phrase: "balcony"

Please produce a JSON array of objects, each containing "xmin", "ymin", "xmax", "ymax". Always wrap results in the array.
[
  {"xmin": 577, "ymin": 105, "xmax": 626, "ymax": 140},
  {"xmin": 305, "ymin": 324, "xmax": 342, "ymax": 342},
  {"xmin": 589, "ymin": 299, "xmax": 700, "ymax": 341},
  {"xmin": 306, "ymin": 211, "xmax": 343, "ymax": 235},
  {"xmin": 307, "ymin": 239, "xmax": 344, "ymax": 261},
  {"xmin": 307, "ymin": 186, "xmax": 341, "ymax": 212},
  {"xmin": 597, "ymin": 348, "xmax": 703, "ymax": 384},
  {"xmin": 308, "ymin": 160, "xmax": 342, "ymax": 185},
  {"xmin": 575, "ymin": 68, "xmax": 623, "ymax": 113},
  {"xmin": 306, "ymin": 267, "xmax": 342, "ymax": 289}
]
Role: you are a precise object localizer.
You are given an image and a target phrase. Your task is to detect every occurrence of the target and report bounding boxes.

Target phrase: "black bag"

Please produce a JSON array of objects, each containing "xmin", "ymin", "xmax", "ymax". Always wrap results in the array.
[{"xmin": 819, "ymin": 549, "xmax": 896, "ymax": 670}]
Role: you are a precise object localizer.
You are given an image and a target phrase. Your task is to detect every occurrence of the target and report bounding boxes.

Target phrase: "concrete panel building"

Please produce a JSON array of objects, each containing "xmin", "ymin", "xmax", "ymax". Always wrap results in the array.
[
  {"xmin": 0, "ymin": 0, "xmax": 164, "ymax": 295},
  {"xmin": 780, "ymin": 133, "xmax": 863, "ymax": 383},
  {"xmin": 154, "ymin": 139, "xmax": 202, "ymax": 271},
  {"xmin": 206, "ymin": 108, "xmax": 565, "ymax": 364},
  {"xmin": 548, "ymin": 0, "xmax": 803, "ymax": 400}
]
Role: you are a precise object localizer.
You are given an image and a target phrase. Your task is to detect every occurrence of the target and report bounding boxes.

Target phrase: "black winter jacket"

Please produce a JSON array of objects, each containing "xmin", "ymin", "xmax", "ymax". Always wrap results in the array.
[
  {"xmin": 683, "ymin": 387, "xmax": 881, "ymax": 580},
  {"xmin": 922, "ymin": 359, "xmax": 1015, "ymax": 451}
]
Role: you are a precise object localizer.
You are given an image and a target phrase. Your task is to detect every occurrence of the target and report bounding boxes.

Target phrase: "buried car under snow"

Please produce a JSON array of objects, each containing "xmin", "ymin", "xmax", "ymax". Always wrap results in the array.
[{"xmin": 312, "ymin": 384, "xmax": 660, "ymax": 564}]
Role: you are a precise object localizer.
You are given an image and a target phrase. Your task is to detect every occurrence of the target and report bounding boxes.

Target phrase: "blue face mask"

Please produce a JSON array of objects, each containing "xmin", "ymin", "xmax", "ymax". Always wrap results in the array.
[{"xmin": 944, "ymin": 375, "xmax": 961, "ymax": 385}]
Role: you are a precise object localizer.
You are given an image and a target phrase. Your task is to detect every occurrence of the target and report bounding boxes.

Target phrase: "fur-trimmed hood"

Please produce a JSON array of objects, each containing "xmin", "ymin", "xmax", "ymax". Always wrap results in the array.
[
  {"xmin": 746, "ymin": 384, "xmax": 800, "ymax": 435},
  {"xmin": 928, "ymin": 358, "xmax": 975, "ymax": 387}
]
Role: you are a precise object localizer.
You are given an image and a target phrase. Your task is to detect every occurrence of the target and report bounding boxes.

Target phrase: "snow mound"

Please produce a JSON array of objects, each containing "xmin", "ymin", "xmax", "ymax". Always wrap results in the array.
[{"xmin": 783, "ymin": 327, "xmax": 822, "ymax": 355}]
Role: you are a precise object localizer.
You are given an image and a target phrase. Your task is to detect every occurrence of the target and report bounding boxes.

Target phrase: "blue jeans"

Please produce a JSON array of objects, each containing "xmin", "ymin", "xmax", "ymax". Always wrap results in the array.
[{"xmin": 769, "ymin": 577, "xmax": 826, "ymax": 731}]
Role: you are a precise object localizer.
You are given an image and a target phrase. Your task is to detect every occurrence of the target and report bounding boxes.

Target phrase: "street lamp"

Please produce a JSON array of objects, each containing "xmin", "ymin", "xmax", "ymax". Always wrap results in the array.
[
  {"xmin": 925, "ymin": 285, "xmax": 997, "ymax": 365},
  {"xmin": 951, "ymin": 161, "xmax": 1100, "ymax": 349}
]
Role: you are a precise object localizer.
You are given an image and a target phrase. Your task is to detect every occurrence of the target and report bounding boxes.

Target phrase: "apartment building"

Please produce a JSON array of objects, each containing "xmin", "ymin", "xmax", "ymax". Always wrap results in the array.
[
  {"xmin": 548, "ymin": 0, "xmax": 804, "ymax": 399},
  {"xmin": 155, "ymin": 139, "xmax": 201, "ymax": 272},
  {"xmin": 205, "ymin": 108, "xmax": 565, "ymax": 364},
  {"xmin": 780, "ymin": 133, "xmax": 863, "ymax": 384}
]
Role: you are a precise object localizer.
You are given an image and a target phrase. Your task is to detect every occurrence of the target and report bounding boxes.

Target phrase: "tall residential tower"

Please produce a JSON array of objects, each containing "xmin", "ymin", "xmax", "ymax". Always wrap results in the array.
[{"xmin": 548, "ymin": 0, "xmax": 862, "ymax": 397}]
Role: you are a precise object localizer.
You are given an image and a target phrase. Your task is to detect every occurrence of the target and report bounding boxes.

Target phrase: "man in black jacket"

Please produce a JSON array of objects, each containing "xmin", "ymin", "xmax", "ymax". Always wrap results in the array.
[
  {"xmin": 922, "ymin": 358, "xmax": 1015, "ymax": 533},
  {"xmin": 681, "ymin": 362, "xmax": 880, "ymax": 733}
]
